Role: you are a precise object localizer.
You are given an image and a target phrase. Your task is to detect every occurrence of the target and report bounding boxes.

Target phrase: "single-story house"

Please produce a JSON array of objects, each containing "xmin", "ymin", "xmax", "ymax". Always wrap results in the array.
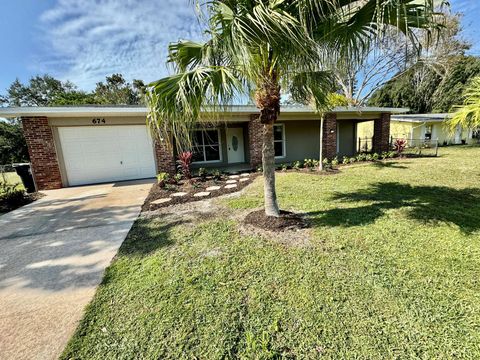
[
  {"xmin": 0, "ymin": 105, "xmax": 407, "ymax": 190},
  {"xmin": 358, "ymin": 113, "xmax": 480, "ymax": 146}
]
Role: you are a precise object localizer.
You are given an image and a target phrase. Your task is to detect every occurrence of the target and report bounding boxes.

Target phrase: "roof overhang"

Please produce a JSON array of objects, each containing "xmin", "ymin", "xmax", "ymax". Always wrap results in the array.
[
  {"xmin": 0, "ymin": 105, "xmax": 410, "ymax": 119},
  {"xmin": 392, "ymin": 113, "xmax": 451, "ymax": 123}
]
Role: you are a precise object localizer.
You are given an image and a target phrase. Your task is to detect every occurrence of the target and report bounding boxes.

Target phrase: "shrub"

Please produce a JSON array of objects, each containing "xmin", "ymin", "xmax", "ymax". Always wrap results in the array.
[
  {"xmin": 356, "ymin": 153, "xmax": 366, "ymax": 162},
  {"xmin": 256, "ymin": 164, "xmax": 263, "ymax": 173},
  {"xmin": 174, "ymin": 173, "xmax": 183, "ymax": 183},
  {"xmin": 331, "ymin": 156, "xmax": 339, "ymax": 166},
  {"xmin": 0, "ymin": 182, "xmax": 27, "ymax": 211},
  {"xmin": 388, "ymin": 151, "xmax": 397, "ymax": 158},
  {"xmin": 322, "ymin": 157, "xmax": 331, "ymax": 169},
  {"xmin": 312, "ymin": 159, "xmax": 319, "ymax": 168},
  {"xmin": 393, "ymin": 138, "xmax": 407, "ymax": 156},
  {"xmin": 177, "ymin": 151, "xmax": 193, "ymax": 179},
  {"xmin": 212, "ymin": 169, "xmax": 222, "ymax": 180},
  {"xmin": 156, "ymin": 172, "xmax": 170, "ymax": 187},
  {"xmin": 197, "ymin": 167, "xmax": 207, "ymax": 180},
  {"xmin": 372, "ymin": 153, "xmax": 379, "ymax": 161},
  {"xmin": 381, "ymin": 151, "xmax": 389, "ymax": 160},
  {"xmin": 342, "ymin": 156, "xmax": 350, "ymax": 165},
  {"xmin": 349, "ymin": 157, "xmax": 356, "ymax": 163},
  {"xmin": 292, "ymin": 160, "xmax": 302, "ymax": 170},
  {"xmin": 365, "ymin": 153, "xmax": 373, "ymax": 161},
  {"xmin": 303, "ymin": 158, "xmax": 314, "ymax": 168},
  {"xmin": 281, "ymin": 163, "xmax": 288, "ymax": 171}
]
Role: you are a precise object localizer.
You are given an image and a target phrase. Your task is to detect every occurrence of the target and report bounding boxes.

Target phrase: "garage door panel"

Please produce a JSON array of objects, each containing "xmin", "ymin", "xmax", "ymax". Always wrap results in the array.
[{"xmin": 58, "ymin": 126, "xmax": 156, "ymax": 186}]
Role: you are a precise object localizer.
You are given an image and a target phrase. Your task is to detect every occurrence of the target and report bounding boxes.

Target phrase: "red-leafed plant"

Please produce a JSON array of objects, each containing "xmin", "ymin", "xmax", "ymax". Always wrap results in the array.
[
  {"xmin": 393, "ymin": 138, "xmax": 407, "ymax": 156},
  {"xmin": 177, "ymin": 151, "xmax": 193, "ymax": 179}
]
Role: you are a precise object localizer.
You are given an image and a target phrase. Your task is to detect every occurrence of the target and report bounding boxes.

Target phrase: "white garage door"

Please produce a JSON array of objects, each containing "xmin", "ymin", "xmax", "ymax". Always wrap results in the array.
[{"xmin": 58, "ymin": 125, "xmax": 156, "ymax": 186}]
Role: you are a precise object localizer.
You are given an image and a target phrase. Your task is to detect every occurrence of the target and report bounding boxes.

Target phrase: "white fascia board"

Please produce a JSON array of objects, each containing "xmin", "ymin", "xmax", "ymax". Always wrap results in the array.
[{"xmin": 0, "ymin": 105, "xmax": 410, "ymax": 119}]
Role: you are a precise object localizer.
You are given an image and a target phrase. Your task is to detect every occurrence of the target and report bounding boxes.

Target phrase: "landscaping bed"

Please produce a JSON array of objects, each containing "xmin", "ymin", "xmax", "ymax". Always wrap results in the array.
[
  {"xmin": 0, "ymin": 191, "xmax": 44, "ymax": 215},
  {"xmin": 143, "ymin": 172, "xmax": 258, "ymax": 211}
]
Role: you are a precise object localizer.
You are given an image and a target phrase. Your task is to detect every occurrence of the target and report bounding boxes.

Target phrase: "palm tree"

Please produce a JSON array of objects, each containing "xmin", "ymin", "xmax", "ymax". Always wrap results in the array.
[
  {"xmin": 147, "ymin": 0, "xmax": 441, "ymax": 217},
  {"xmin": 447, "ymin": 76, "xmax": 480, "ymax": 135}
]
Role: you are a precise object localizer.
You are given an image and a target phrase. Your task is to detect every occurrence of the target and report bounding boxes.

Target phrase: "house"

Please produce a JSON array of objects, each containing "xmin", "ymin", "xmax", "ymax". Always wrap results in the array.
[
  {"xmin": 358, "ymin": 113, "xmax": 479, "ymax": 146},
  {"xmin": 0, "ymin": 105, "xmax": 407, "ymax": 190}
]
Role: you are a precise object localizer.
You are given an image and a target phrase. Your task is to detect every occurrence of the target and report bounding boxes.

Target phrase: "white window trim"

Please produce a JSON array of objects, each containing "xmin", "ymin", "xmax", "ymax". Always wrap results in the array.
[
  {"xmin": 192, "ymin": 129, "xmax": 223, "ymax": 164},
  {"xmin": 274, "ymin": 123, "xmax": 286, "ymax": 159}
]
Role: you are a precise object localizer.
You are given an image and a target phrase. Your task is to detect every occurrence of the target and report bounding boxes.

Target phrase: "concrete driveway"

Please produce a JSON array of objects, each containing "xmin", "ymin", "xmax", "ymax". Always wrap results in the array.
[{"xmin": 0, "ymin": 179, "xmax": 154, "ymax": 360}]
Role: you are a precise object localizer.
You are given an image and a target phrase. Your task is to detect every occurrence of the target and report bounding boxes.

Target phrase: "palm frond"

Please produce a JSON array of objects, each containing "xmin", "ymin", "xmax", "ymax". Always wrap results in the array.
[
  {"xmin": 146, "ymin": 66, "xmax": 245, "ymax": 150},
  {"xmin": 447, "ymin": 76, "xmax": 480, "ymax": 133}
]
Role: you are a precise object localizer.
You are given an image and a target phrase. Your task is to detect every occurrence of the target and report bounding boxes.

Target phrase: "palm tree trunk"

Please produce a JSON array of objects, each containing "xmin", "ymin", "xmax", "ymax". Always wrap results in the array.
[{"xmin": 262, "ymin": 121, "xmax": 280, "ymax": 216}]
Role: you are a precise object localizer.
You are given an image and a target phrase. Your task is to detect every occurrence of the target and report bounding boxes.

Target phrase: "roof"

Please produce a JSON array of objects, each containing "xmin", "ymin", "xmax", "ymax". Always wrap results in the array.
[
  {"xmin": 391, "ymin": 113, "xmax": 451, "ymax": 123},
  {"xmin": 0, "ymin": 105, "xmax": 409, "ymax": 118}
]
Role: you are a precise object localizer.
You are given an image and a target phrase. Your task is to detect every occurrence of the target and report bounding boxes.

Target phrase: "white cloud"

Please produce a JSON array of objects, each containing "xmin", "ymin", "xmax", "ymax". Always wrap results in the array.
[{"xmin": 37, "ymin": 0, "xmax": 203, "ymax": 90}]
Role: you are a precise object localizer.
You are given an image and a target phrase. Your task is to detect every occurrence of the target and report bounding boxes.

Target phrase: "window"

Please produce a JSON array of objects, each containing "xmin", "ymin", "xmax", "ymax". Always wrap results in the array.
[
  {"xmin": 274, "ymin": 124, "xmax": 285, "ymax": 158},
  {"xmin": 192, "ymin": 129, "xmax": 221, "ymax": 163},
  {"xmin": 424, "ymin": 124, "xmax": 432, "ymax": 140}
]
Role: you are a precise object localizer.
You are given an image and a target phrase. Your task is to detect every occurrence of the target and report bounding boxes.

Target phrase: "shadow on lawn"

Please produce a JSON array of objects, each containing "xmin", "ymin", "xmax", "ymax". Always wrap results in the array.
[
  {"xmin": 372, "ymin": 161, "xmax": 409, "ymax": 170},
  {"xmin": 308, "ymin": 182, "xmax": 480, "ymax": 234}
]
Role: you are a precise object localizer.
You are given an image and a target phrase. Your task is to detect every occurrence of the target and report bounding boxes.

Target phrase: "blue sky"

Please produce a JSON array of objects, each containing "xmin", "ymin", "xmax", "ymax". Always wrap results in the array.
[{"xmin": 0, "ymin": 0, "xmax": 479, "ymax": 94}]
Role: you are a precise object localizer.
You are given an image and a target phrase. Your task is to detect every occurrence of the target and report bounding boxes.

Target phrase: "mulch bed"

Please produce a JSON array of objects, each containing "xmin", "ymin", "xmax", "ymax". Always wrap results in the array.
[
  {"xmin": 143, "ymin": 173, "xmax": 258, "ymax": 211},
  {"xmin": 244, "ymin": 209, "xmax": 310, "ymax": 232},
  {"xmin": 0, "ymin": 192, "xmax": 44, "ymax": 215}
]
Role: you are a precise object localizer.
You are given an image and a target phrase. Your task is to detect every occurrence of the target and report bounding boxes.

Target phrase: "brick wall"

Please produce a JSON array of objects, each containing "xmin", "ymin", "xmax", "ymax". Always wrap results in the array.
[
  {"xmin": 373, "ymin": 113, "xmax": 391, "ymax": 154},
  {"xmin": 154, "ymin": 136, "xmax": 176, "ymax": 175},
  {"xmin": 323, "ymin": 113, "xmax": 337, "ymax": 160},
  {"xmin": 22, "ymin": 117, "xmax": 63, "ymax": 190},
  {"xmin": 248, "ymin": 114, "xmax": 262, "ymax": 168}
]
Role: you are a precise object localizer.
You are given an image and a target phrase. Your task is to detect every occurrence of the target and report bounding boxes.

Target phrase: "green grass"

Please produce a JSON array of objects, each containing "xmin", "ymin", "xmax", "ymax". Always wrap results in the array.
[
  {"xmin": 0, "ymin": 171, "xmax": 23, "ymax": 193},
  {"xmin": 62, "ymin": 146, "xmax": 480, "ymax": 359}
]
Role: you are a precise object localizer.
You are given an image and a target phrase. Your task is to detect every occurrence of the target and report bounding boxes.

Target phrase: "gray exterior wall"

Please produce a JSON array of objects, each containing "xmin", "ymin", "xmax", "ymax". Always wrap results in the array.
[{"xmin": 276, "ymin": 120, "xmax": 321, "ymax": 164}]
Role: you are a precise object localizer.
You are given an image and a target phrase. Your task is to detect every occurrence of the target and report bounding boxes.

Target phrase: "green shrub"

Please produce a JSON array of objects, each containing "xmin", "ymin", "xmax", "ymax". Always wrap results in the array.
[
  {"xmin": 174, "ymin": 173, "xmax": 183, "ymax": 183},
  {"xmin": 212, "ymin": 169, "xmax": 222, "ymax": 180},
  {"xmin": 322, "ymin": 158, "xmax": 331, "ymax": 170},
  {"xmin": 197, "ymin": 167, "xmax": 207, "ymax": 179},
  {"xmin": 381, "ymin": 151, "xmax": 389, "ymax": 160},
  {"xmin": 156, "ymin": 172, "xmax": 170, "ymax": 187},
  {"xmin": 312, "ymin": 159, "xmax": 319, "ymax": 168},
  {"xmin": 342, "ymin": 156, "xmax": 350, "ymax": 165},
  {"xmin": 388, "ymin": 151, "xmax": 397, "ymax": 158},
  {"xmin": 372, "ymin": 153, "xmax": 379, "ymax": 161},
  {"xmin": 331, "ymin": 156, "xmax": 339, "ymax": 166},
  {"xmin": 292, "ymin": 160, "xmax": 302, "ymax": 170},
  {"xmin": 256, "ymin": 164, "xmax": 263, "ymax": 173},
  {"xmin": 365, "ymin": 154, "xmax": 373, "ymax": 161},
  {"xmin": 0, "ymin": 182, "xmax": 27, "ymax": 211},
  {"xmin": 356, "ymin": 153, "xmax": 366, "ymax": 162},
  {"xmin": 349, "ymin": 157, "xmax": 356, "ymax": 163},
  {"xmin": 303, "ymin": 158, "xmax": 314, "ymax": 168},
  {"xmin": 281, "ymin": 163, "xmax": 288, "ymax": 171}
]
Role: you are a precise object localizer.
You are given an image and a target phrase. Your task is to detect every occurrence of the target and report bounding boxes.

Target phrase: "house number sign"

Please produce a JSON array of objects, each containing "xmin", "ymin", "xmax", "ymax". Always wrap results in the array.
[{"xmin": 92, "ymin": 118, "xmax": 106, "ymax": 124}]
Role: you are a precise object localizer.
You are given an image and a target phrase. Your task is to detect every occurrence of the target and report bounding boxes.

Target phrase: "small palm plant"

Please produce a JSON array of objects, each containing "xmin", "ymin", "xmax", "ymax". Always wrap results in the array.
[
  {"xmin": 447, "ymin": 76, "xmax": 480, "ymax": 135},
  {"xmin": 147, "ymin": 0, "xmax": 442, "ymax": 217}
]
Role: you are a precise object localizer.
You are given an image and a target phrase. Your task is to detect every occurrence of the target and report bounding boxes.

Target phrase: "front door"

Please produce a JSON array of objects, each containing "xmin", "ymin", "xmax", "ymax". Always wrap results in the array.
[{"xmin": 226, "ymin": 128, "xmax": 245, "ymax": 163}]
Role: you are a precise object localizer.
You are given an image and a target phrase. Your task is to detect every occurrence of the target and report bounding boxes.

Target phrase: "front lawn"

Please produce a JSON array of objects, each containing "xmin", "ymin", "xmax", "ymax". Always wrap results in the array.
[{"xmin": 63, "ymin": 146, "xmax": 480, "ymax": 359}]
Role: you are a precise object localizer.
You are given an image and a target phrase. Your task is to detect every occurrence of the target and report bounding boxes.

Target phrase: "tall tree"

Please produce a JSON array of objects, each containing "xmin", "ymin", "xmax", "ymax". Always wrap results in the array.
[
  {"xmin": 337, "ymin": 11, "xmax": 466, "ymax": 106},
  {"xmin": 0, "ymin": 119, "xmax": 29, "ymax": 164},
  {"xmin": 94, "ymin": 74, "xmax": 144, "ymax": 105},
  {"xmin": 147, "ymin": 0, "xmax": 441, "ymax": 217}
]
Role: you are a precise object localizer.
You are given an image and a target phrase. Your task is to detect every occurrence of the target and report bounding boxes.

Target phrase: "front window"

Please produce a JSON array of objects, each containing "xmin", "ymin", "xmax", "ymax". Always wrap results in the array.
[
  {"xmin": 425, "ymin": 124, "xmax": 432, "ymax": 140},
  {"xmin": 192, "ymin": 129, "xmax": 221, "ymax": 163},
  {"xmin": 274, "ymin": 124, "xmax": 285, "ymax": 158}
]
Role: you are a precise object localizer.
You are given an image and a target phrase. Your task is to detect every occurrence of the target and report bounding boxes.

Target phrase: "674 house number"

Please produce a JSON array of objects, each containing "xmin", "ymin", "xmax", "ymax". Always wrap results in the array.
[{"xmin": 92, "ymin": 118, "xmax": 106, "ymax": 124}]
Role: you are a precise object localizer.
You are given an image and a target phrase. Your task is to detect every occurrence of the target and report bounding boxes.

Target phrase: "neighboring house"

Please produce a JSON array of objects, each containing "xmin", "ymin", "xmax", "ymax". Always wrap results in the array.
[
  {"xmin": 358, "ymin": 113, "xmax": 480, "ymax": 146},
  {"xmin": 0, "ymin": 105, "xmax": 406, "ymax": 190}
]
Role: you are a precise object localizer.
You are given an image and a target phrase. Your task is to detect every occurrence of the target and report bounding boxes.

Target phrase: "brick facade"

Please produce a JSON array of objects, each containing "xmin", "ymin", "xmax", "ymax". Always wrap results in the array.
[
  {"xmin": 322, "ymin": 113, "xmax": 337, "ymax": 160},
  {"xmin": 22, "ymin": 117, "xmax": 63, "ymax": 190},
  {"xmin": 373, "ymin": 113, "xmax": 391, "ymax": 154},
  {"xmin": 154, "ymin": 137, "xmax": 176, "ymax": 175},
  {"xmin": 248, "ymin": 114, "xmax": 263, "ymax": 168}
]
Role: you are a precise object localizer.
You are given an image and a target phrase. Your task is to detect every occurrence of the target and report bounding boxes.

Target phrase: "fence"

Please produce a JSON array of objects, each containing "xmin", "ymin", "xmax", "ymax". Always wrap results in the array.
[
  {"xmin": 390, "ymin": 138, "xmax": 439, "ymax": 157},
  {"xmin": 357, "ymin": 137, "xmax": 373, "ymax": 153}
]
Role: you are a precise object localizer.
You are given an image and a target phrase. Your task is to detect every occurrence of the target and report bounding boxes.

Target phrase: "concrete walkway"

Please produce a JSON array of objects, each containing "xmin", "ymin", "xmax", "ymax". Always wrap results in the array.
[{"xmin": 0, "ymin": 179, "xmax": 154, "ymax": 360}]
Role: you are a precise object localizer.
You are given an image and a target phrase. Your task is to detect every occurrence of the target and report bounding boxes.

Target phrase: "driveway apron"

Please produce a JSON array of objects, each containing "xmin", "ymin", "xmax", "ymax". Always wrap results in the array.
[{"xmin": 0, "ymin": 179, "xmax": 153, "ymax": 360}]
